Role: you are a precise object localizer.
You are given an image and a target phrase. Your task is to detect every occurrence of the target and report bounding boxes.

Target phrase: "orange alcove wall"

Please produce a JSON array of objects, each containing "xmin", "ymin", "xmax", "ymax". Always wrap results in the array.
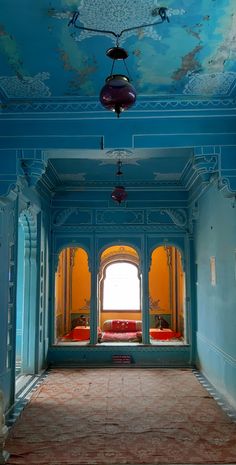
[
  {"xmin": 55, "ymin": 247, "xmax": 91, "ymax": 338},
  {"xmin": 149, "ymin": 246, "xmax": 184, "ymax": 332}
]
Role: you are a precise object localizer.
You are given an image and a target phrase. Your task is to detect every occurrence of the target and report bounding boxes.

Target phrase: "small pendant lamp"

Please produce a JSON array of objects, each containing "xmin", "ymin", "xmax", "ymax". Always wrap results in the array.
[{"xmin": 111, "ymin": 159, "xmax": 128, "ymax": 204}]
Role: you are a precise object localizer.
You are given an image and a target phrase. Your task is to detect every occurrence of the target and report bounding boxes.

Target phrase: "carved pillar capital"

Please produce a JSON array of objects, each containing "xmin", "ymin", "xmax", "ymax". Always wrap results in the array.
[
  {"xmin": 192, "ymin": 148, "xmax": 219, "ymax": 183},
  {"xmin": 19, "ymin": 159, "xmax": 47, "ymax": 187}
]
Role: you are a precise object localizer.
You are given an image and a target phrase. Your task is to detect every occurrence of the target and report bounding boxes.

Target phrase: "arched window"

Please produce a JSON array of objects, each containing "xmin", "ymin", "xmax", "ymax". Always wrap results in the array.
[{"xmin": 103, "ymin": 262, "xmax": 140, "ymax": 311}]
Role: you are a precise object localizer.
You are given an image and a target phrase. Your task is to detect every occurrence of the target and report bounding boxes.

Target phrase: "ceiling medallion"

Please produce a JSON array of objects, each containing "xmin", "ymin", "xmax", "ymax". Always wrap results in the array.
[
  {"xmin": 105, "ymin": 149, "xmax": 134, "ymax": 159},
  {"xmin": 68, "ymin": 7, "xmax": 169, "ymax": 117}
]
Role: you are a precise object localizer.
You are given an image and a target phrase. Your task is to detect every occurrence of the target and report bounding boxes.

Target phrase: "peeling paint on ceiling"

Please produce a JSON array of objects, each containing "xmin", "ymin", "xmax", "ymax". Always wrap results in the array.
[{"xmin": 1, "ymin": 0, "xmax": 236, "ymax": 99}]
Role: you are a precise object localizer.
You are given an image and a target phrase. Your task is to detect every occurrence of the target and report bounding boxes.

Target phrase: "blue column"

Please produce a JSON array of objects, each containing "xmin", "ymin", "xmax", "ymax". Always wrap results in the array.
[
  {"xmin": 89, "ymin": 237, "xmax": 98, "ymax": 345},
  {"xmin": 141, "ymin": 237, "xmax": 150, "ymax": 345},
  {"xmin": 185, "ymin": 234, "xmax": 197, "ymax": 365}
]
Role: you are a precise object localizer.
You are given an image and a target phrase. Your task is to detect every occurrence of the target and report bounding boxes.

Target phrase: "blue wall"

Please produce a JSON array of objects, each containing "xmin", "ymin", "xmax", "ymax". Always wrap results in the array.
[{"xmin": 194, "ymin": 184, "xmax": 236, "ymax": 408}]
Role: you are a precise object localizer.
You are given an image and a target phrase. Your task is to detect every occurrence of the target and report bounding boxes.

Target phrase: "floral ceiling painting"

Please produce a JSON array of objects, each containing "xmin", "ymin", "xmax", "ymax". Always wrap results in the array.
[{"xmin": 0, "ymin": 0, "xmax": 236, "ymax": 101}]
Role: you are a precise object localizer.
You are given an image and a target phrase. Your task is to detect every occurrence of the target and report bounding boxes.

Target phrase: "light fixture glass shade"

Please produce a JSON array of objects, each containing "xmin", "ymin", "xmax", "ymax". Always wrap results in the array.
[
  {"xmin": 111, "ymin": 185, "xmax": 128, "ymax": 204},
  {"xmin": 100, "ymin": 75, "xmax": 136, "ymax": 117}
]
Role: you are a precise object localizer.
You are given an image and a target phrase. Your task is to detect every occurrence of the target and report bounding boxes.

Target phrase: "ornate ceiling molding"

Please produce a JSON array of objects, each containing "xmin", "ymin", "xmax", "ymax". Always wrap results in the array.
[
  {"xmin": 183, "ymin": 72, "xmax": 236, "ymax": 97},
  {"xmin": 1, "ymin": 98, "xmax": 236, "ymax": 114}
]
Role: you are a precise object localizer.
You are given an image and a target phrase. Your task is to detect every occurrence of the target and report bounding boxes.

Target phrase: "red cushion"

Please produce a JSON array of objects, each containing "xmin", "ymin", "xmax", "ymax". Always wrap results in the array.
[
  {"xmin": 101, "ymin": 331, "xmax": 140, "ymax": 342},
  {"xmin": 150, "ymin": 329, "xmax": 181, "ymax": 340},
  {"xmin": 103, "ymin": 319, "xmax": 142, "ymax": 332}
]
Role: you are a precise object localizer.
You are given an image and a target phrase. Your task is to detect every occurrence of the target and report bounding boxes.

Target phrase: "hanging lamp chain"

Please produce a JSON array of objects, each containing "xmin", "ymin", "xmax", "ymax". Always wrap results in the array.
[
  {"xmin": 116, "ymin": 159, "xmax": 123, "ymax": 176},
  {"xmin": 68, "ymin": 7, "xmax": 169, "ymax": 41}
]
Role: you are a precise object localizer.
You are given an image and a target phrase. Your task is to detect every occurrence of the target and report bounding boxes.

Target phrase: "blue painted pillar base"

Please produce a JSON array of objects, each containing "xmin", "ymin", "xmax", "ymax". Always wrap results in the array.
[{"xmin": 0, "ymin": 426, "xmax": 10, "ymax": 464}]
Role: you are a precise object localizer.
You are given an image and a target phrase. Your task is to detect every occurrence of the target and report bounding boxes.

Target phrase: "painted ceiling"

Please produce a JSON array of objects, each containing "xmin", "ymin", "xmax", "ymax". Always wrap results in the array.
[
  {"xmin": 1, "ymin": 0, "xmax": 236, "ymax": 101},
  {"xmin": 44, "ymin": 148, "xmax": 192, "ymax": 190},
  {"xmin": 1, "ymin": 1, "xmax": 236, "ymax": 194}
]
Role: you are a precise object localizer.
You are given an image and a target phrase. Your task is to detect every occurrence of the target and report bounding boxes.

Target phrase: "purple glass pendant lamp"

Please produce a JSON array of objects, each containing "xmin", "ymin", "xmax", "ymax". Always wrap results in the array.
[
  {"xmin": 99, "ymin": 46, "xmax": 136, "ymax": 117},
  {"xmin": 111, "ymin": 185, "xmax": 128, "ymax": 204},
  {"xmin": 68, "ymin": 7, "xmax": 169, "ymax": 117}
]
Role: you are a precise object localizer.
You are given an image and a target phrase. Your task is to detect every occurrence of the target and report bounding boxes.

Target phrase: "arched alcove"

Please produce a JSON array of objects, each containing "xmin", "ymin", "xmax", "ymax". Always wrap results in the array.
[
  {"xmin": 54, "ymin": 247, "xmax": 91, "ymax": 344},
  {"xmin": 149, "ymin": 245, "xmax": 186, "ymax": 344}
]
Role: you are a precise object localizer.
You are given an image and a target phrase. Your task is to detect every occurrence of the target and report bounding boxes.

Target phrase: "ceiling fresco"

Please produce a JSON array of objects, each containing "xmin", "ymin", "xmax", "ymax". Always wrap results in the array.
[
  {"xmin": 1, "ymin": 1, "xmax": 236, "ymax": 197},
  {"xmin": 43, "ymin": 148, "xmax": 192, "ymax": 189},
  {"xmin": 1, "ymin": 0, "xmax": 236, "ymax": 101}
]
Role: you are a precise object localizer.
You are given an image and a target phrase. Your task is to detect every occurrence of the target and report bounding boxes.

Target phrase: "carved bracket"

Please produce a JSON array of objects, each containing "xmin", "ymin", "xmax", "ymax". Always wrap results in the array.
[
  {"xmin": 217, "ymin": 150, "xmax": 236, "ymax": 197},
  {"xmin": 160, "ymin": 208, "xmax": 188, "ymax": 229},
  {"xmin": 53, "ymin": 208, "xmax": 77, "ymax": 226},
  {"xmin": 52, "ymin": 208, "xmax": 92, "ymax": 227},
  {"xmin": 192, "ymin": 153, "xmax": 219, "ymax": 183}
]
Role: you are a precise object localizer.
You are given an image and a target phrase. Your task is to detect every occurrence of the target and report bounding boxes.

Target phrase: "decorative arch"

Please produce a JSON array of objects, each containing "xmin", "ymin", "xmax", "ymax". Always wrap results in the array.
[
  {"xmin": 98, "ymin": 241, "xmax": 141, "ymax": 265},
  {"xmin": 99, "ymin": 244, "xmax": 140, "ymax": 274},
  {"xmin": 54, "ymin": 246, "xmax": 91, "ymax": 343},
  {"xmin": 149, "ymin": 239, "xmax": 186, "ymax": 272},
  {"xmin": 16, "ymin": 208, "xmax": 38, "ymax": 374},
  {"xmin": 54, "ymin": 242, "xmax": 91, "ymax": 274}
]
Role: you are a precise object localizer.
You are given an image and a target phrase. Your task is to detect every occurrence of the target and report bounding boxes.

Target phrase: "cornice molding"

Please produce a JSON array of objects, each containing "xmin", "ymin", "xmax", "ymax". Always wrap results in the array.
[
  {"xmin": 1, "ymin": 97, "xmax": 236, "ymax": 114},
  {"xmin": 54, "ymin": 180, "xmax": 184, "ymax": 192},
  {"xmin": 51, "ymin": 224, "xmax": 185, "ymax": 233}
]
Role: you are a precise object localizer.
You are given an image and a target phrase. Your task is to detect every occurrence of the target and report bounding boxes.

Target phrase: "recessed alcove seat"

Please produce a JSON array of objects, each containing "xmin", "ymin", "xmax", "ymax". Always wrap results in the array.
[
  {"xmin": 62, "ymin": 326, "xmax": 91, "ymax": 341},
  {"xmin": 150, "ymin": 328, "xmax": 181, "ymax": 340},
  {"xmin": 61, "ymin": 320, "xmax": 181, "ymax": 343}
]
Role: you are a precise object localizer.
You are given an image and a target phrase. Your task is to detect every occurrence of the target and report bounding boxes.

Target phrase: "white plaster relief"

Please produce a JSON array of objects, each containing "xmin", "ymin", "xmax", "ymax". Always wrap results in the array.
[
  {"xmin": 0, "ymin": 73, "xmax": 51, "ymax": 98},
  {"xmin": 160, "ymin": 208, "xmax": 187, "ymax": 228},
  {"xmin": 183, "ymin": 72, "xmax": 236, "ymax": 96},
  {"xmin": 53, "ymin": 208, "xmax": 76, "ymax": 226},
  {"xmin": 71, "ymin": 0, "xmax": 185, "ymax": 44},
  {"xmin": 2, "ymin": 98, "xmax": 235, "ymax": 113},
  {"xmin": 53, "ymin": 208, "xmax": 93, "ymax": 226},
  {"xmin": 105, "ymin": 149, "xmax": 134, "ymax": 159},
  {"xmin": 147, "ymin": 208, "xmax": 187, "ymax": 229},
  {"xmin": 100, "ymin": 149, "xmax": 139, "ymax": 166},
  {"xmin": 96, "ymin": 209, "xmax": 144, "ymax": 224}
]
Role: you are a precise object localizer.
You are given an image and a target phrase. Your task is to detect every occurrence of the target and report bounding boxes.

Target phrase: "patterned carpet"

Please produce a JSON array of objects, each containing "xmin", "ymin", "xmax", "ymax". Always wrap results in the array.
[{"xmin": 5, "ymin": 368, "xmax": 236, "ymax": 465}]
